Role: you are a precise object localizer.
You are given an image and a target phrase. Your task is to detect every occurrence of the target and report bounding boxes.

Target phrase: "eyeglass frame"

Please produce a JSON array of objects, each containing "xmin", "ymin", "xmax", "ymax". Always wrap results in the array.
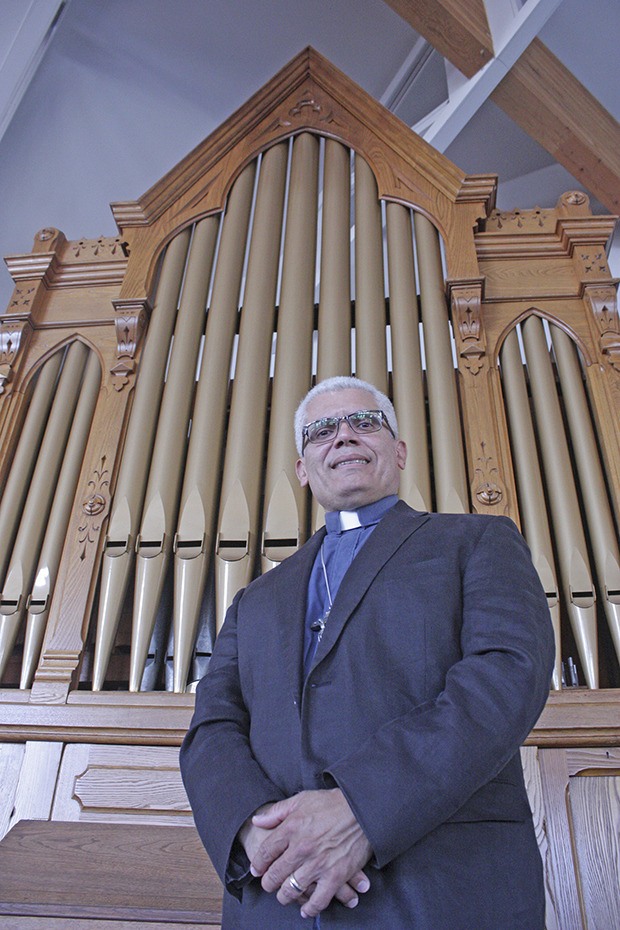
[{"xmin": 301, "ymin": 409, "xmax": 396, "ymax": 452}]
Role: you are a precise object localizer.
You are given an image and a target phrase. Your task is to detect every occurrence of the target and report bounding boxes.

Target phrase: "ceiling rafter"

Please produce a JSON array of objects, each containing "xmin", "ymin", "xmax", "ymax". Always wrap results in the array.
[
  {"xmin": 384, "ymin": 0, "xmax": 620, "ymax": 214},
  {"xmin": 0, "ymin": 0, "xmax": 66, "ymax": 144},
  {"xmin": 491, "ymin": 38, "xmax": 620, "ymax": 213},
  {"xmin": 383, "ymin": 0, "xmax": 493, "ymax": 78}
]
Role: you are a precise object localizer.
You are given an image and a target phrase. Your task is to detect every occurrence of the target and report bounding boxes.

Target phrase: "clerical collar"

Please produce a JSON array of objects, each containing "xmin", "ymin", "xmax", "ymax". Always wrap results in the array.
[{"xmin": 324, "ymin": 495, "xmax": 399, "ymax": 534}]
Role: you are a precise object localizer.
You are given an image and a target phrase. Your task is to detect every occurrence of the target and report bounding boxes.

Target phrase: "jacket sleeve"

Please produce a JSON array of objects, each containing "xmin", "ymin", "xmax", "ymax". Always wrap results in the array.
[
  {"xmin": 324, "ymin": 516, "xmax": 555, "ymax": 869},
  {"xmin": 179, "ymin": 588, "xmax": 286, "ymax": 890}
]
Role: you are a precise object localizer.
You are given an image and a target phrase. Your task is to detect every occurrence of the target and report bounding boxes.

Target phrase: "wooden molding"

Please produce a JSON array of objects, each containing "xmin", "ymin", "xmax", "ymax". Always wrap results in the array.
[{"xmin": 0, "ymin": 689, "xmax": 617, "ymax": 749}]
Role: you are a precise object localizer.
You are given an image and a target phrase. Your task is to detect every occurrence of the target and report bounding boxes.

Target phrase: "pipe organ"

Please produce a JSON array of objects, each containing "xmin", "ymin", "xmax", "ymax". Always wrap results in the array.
[{"xmin": 0, "ymin": 49, "xmax": 618, "ymax": 930}]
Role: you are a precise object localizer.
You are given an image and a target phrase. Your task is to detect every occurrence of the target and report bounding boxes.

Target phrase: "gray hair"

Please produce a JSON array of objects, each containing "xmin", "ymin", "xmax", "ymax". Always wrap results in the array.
[{"xmin": 294, "ymin": 376, "xmax": 399, "ymax": 455}]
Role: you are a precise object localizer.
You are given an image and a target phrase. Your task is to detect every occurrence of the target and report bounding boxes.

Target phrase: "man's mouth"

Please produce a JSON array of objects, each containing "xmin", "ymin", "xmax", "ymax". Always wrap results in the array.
[{"xmin": 331, "ymin": 457, "xmax": 369, "ymax": 468}]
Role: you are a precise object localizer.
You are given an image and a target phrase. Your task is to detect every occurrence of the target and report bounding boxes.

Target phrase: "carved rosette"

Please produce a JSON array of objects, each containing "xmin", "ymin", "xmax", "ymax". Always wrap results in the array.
[
  {"xmin": 0, "ymin": 320, "xmax": 29, "ymax": 394},
  {"xmin": 451, "ymin": 284, "xmax": 486, "ymax": 376},
  {"xmin": 78, "ymin": 456, "xmax": 110, "ymax": 558},
  {"xmin": 110, "ymin": 298, "xmax": 150, "ymax": 391},
  {"xmin": 584, "ymin": 285, "xmax": 620, "ymax": 373},
  {"xmin": 473, "ymin": 442, "xmax": 503, "ymax": 507}
]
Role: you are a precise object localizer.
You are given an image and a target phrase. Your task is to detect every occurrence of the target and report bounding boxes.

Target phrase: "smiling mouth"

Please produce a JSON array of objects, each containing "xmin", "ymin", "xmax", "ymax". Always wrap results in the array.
[{"xmin": 332, "ymin": 458, "xmax": 369, "ymax": 468}]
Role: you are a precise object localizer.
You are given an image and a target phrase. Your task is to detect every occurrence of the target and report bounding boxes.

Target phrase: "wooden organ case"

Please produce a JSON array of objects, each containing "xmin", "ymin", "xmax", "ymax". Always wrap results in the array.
[{"xmin": 0, "ymin": 49, "xmax": 619, "ymax": 929}]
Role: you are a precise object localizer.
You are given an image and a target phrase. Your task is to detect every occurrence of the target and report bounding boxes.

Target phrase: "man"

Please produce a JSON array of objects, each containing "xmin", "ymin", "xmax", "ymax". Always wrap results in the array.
[{"xmin": 181, "ymin": 376, "xmax": 554, "ymax": 928}]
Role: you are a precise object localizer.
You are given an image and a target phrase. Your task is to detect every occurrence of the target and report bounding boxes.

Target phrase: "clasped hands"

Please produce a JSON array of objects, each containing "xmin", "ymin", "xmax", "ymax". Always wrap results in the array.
[{"xmin": 239, "ymin": 787, "xmax": 372, "ymax": 919}]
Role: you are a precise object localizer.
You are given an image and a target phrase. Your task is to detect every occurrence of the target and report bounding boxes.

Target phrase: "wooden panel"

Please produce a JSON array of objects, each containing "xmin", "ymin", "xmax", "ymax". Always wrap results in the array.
[
  {"xmin": 5, "ymin": 742, "xmax": 62, "ymax": 836},
  {"xmin": 538, "ymin": 748, "xmax": 586, "ymax": 930},
  {"xmin": 0, "ymin": 820, "xmax": 222, "ymax": 925},
  {"xmin": 479, "ymin": 256, "xmax": 578, "ymax": 300},
  {"xmin": 52, "ymin": 744, "xmax": 190, "ymax": 825},
  {"xmin": 0, "ymin": 743, "xmax": 24, "ymax": 839},
  {"xmin": 569, "ymin": 763, "xmax": 620, "ymax": 930},
  {"xmin": 521, "ymin": 747, "xmax": 561, "ymax": 930}
]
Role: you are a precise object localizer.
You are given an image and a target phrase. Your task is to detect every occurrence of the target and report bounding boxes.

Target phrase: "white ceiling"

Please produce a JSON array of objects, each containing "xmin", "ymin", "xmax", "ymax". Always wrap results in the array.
[{"xmin": 1, "ymin": 0, "xmax": 619, "ymax": 311}]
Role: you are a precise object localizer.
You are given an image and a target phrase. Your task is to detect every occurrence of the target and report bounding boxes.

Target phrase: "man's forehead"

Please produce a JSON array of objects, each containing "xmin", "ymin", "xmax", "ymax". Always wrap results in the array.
[{"xmin": 305, "ymin": 388, "xmax": 376, "ymax": 420}]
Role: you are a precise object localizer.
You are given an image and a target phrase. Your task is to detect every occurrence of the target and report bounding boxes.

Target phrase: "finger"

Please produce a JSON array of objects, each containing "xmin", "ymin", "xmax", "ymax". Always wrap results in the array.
[
  {"xmin": 300, "ymin": 876, "xmax": 345, "ymax": 920},
  {"xmin": 348, "ymin": 869, "xmax": 371, "ymax": 894},
  {"xmin": 275, "ymin": 873, "xmax": 313, "ymax": 907},
  {"xmin": 252, "ymin": 797, "xmax": 295, "ymax": 829},
  {"xmin": 249, "ymin": 831, "xmax": 291, "ymax": 878},
  {"xmin": 260, "ymin": 851, "xmax": 303, "ymax": 893},
  {"xmin": 333, "ymin": 882, "xmax": 360, "ymax": 910}
]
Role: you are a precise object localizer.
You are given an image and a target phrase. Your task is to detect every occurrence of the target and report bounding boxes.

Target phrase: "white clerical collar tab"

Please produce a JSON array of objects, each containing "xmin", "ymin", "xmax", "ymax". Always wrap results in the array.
[{"xmin": 339, "ymin": 510, "xmax": 362, "ymax": 530}]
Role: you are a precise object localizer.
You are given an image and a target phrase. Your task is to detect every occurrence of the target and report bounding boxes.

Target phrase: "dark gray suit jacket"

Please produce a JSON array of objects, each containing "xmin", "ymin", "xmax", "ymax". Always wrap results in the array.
[{"xmin": 181, "ymin": 503, "xmax": 555, "ymax": 928}]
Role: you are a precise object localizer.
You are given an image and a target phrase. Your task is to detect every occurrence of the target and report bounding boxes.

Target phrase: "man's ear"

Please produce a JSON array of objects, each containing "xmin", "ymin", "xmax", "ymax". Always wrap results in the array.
[
  {"xmin": 295, "ymin": 457, "xmax": 309, "ymax": 488},
  {"xmin": 396, "ymin": 440, "xmax": 407, "ymax": 471}
]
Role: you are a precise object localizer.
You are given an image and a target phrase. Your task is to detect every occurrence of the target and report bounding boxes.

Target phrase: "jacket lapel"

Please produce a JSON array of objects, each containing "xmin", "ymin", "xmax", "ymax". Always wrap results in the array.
[{"xmin": 272, "ymin": 526, "xmax": 326, "ymax": 703}]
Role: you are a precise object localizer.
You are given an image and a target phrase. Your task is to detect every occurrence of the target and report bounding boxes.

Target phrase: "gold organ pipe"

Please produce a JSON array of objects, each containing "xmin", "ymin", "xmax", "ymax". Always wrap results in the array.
[
  {"xmin": 316, "ymin": 139, "xmax": 351, "ymax": 381},
  {"xmin": 353, "ymin": 154, "xmax": 388, "ymax": 394},
  {"xmin": 551, "ymin": 325, "xmax": 620, "ymax": 667},
  {"xmin": 215, "ymin": 143, "xmax": 288, "ymax": 631},
  {"xmin": 0, "ymin": 352, "xmax": 62, "ymax": 588},
  {"xmin": 262, "ymin": 133, "xmax": 319, "ymax": 574},
  {"xmin": 500, "ymin": 329, "xmax": 562, "ymax": 689},
  {"xmin": 172, "ymin": 161, "xmax": 256, "ymax": 692},
  {"xmin": 386, "ymin": 202, "xmax": 431, "ymax": 512},
  {"xmin": 413, "ymin": 212, "xmax": 469, "ymax": 513},
  {"xmin": 0, "ymin": 341, "xmax": 89, "ymax": 681},
  {"xmin": 313, "ymin": 139, "xmax": 352, "ymax": 534},
  {"xmin": 20, "ymin": 351, "xmax": 101, "ymax": 688},
  {"xmin": 521, "ymin": 315, "xmax": 598, "ymax": 688},
  {"xmin": 92, "ymin": 229, "xmax": 191, "ymax": 690},
  {"xmin": 130, "ymin": 218, "xmax": 218, "ymax": 691}
]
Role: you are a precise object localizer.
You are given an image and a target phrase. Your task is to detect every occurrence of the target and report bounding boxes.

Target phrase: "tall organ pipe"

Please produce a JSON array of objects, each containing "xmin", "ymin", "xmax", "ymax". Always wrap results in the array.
[
  {"xmin": 0, "ymin": 342, "xmax": 89, "ymax": 681},
  {"xmin": 500, "ymin": 328, "xmax": 562, "ymax": 688},
  {"xmin": 92, "ymin": 229, "xmax": 191, "ymax": 690},
  {"xmin": 386, "ymin": 202, "xmax": 431, "ymax": 512},
  {"xmin": 413, "ymin": 213, "xmax": 469, "ymax": 513},
  {"xmin": 215, "ymin": 143, "xmax": 288, "ymax": 632},
  {"xmin": 521, "ymin": 315, "xmax": 598, "ymax": 688},
  {"xmin": 172, "ymin": 161, "xmax": 256, "ymax": 692},
  {"xmin": 21, "ymin": 350, "xmax": 101, "ymax": 688},
  {"xmin": 551, "ymin": 325, "xmax": 620, "ymax": 668},
  {"xmin": 316, "ymin": 139, "xmax": 351, "ymax": 382},
  {"xmin": 262, "ymin": 134, "xmax": 319, "ymax": 575},
  {"xmin": 129, "ymin": 218, "xmax": 218, "ymax": 691},
  {"xmin": 354, "ymin": 155, "xmax": 388, "ymax": 394},
  {"xmin": 0, "ymin": 352, "xmax": 62, "ymax": 589}
]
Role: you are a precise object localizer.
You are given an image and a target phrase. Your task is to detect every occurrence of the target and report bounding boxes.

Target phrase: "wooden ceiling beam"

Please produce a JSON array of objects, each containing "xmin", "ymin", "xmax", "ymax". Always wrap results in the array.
[
  {"xmin": 384, "ymin": 0, "xmax": 620, "ymax": 214},
  {"xmin": 383, "ymin": 0, "xmax": 493, "ymax": 78},
  {"xmin": 491, "ymin": 38, "xmax": 620, "ymax": 214}
]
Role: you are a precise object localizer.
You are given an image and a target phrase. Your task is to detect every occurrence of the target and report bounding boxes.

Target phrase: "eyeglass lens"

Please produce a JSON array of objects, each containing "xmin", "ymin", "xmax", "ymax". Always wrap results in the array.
[{"xmin": 305, "ymin": 410, "xmax": 384, "ymax": 445}]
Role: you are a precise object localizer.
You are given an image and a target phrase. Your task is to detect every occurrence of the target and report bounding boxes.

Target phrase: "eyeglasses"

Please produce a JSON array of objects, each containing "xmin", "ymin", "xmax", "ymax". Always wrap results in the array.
[{"xmin": 302, "ymin": 409, "xmax": 395, "ymax": 451}]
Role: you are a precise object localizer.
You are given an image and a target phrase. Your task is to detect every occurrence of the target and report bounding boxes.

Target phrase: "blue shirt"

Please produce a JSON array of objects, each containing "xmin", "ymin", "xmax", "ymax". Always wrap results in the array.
[{"xmin": 303, "ymin": 495, "xmax": 398, "ymax": 677}]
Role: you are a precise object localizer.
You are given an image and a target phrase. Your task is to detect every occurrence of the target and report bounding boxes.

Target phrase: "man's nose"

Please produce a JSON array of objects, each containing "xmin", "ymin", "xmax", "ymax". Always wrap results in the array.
[{"xmin": 335, "ymin": 420, "xmax": 358, "ymax": 444}]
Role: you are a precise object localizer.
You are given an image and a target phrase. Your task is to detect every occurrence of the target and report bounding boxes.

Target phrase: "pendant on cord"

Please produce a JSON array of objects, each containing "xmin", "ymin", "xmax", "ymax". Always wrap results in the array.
[{"xmin": 310, "ymin": 609, "xmax": 330, "ymax": 642}]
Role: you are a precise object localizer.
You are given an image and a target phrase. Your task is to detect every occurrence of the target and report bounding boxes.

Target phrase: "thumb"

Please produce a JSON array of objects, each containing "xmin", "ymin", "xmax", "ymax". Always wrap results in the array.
[{"xmin": 252, "ymin": 796, "xmax": 295, "ymax": 828}]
